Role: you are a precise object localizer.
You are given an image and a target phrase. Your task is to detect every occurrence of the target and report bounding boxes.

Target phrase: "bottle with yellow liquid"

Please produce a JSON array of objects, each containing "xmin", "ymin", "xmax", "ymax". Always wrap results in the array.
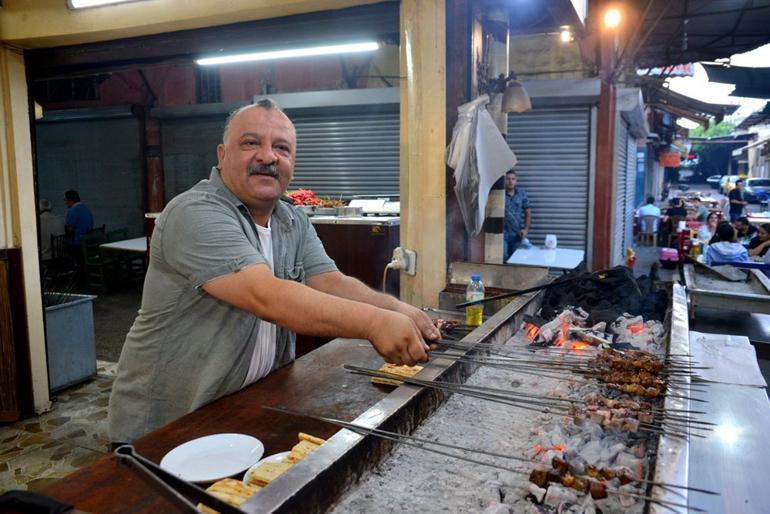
[{"xmin": 465, "ymin": 274, "xmax": 485, "ymax": 327}]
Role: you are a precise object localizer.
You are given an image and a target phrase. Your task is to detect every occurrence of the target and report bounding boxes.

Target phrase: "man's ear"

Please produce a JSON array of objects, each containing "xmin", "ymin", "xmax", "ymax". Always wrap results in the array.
[{"xmin": 216, "ymin": 144, "xmax": 225, "ymax": 167}]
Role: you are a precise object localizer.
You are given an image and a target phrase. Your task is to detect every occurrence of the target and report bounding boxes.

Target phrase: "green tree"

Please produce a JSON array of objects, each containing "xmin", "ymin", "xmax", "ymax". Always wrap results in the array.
[{"xmin": 690, "ymin": 121, "xmax": 735, "ymax": 138}]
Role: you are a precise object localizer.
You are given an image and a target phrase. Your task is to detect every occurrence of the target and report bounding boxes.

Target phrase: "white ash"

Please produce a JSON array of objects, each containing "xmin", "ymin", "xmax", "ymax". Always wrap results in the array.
[
  {"xmin": 694, "ymin": 273, "xmax": 766, "ymax": 295},
  {"xmin": 328, "ymin": 336, "xmax": 652, "ymax": 514}
]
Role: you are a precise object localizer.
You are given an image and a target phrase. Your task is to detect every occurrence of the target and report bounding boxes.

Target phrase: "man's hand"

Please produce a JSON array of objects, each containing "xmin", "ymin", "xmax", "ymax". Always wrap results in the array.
[
  {"xmin": 367, "ymin": 310, "xmax": 429, "ymax": 365},
  {"xmin": 519, "ymin": 228, "xmax": 529, "ymax": 239},
  {"xmin": 393, "ymin": 302, "xmax": 441, "ymax": 342}
]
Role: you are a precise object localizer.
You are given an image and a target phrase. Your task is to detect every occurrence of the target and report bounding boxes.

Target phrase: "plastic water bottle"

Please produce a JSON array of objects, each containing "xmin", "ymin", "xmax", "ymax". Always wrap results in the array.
[{"xmin": 465, "ymin": 274, "xmax": 485, "ymax": 327}]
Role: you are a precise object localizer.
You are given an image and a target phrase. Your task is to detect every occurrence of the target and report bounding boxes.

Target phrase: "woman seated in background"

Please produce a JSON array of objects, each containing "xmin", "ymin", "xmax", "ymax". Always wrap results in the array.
[
  {"xmin": 697, "ymin": 212, "xmax": 719, "ymax": 241},
  {"xmin": 748, "ymin": 223, "xmax": 770, "ymax": 258},
  {"xmin": 705, "ymin": 222, "xmax": 749, "ymax": 265}
]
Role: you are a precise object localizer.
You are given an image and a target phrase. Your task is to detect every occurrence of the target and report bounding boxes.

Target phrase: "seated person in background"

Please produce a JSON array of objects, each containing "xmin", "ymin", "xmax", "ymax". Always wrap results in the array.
[
  {"xmin": 38, "ymin": 199, "xmax": 65, "ymax": 262},
  {"xmin": 734, "ymin": 216, "xmax": 758, "ymax": 243},
  {"xmin": 660, "ymin": 198, "xmax": 687, "ymax": 245},
  {"xmin": 663, "ymin": 197, "xmax": 687, "ymax": 218},
  {"xmin": 692, "ymin": 197, "xmax": 710, "ymax": 222},
  {"xmin": 748, "ymin": 223, "xmax": 770, "ymax": 258},
  {"xmin": 637, "ymin": 196, "xmax": 661, "ymax": 232},
  {"xmin": 697, "ymin": 212, "xmax": 720, "ymax": 241},
  {"xmin": 705, "ymin": 222, "xmax": 749, "ymax": 265},
  {"xmin": 64, "ymin": 189, "xmax": 94, "ymax": 253}
]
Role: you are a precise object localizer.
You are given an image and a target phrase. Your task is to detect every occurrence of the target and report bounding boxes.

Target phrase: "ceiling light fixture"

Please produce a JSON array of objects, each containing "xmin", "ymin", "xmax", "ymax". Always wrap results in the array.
[
  {"xmin": 559, "ymin": 26, "xmax": 573, "ymax": 43},
  {"xmin": 68, "ymin": 0, "xmax": 145, "ymax": 8},
  {"xmin": 196, "ymin": 41, "xmax": 380, "ymax": 66}
]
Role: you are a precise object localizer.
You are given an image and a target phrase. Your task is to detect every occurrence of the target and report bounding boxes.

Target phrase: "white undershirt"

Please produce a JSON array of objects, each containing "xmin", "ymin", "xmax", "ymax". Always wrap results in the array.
[{"xmin": 242, "ymin": 219, "xmax": 277, "ymax": 388}]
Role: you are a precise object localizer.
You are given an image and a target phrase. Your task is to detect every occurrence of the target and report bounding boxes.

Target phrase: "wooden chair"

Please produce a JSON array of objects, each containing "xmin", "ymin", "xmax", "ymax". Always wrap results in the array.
[{"xmin": 636, "ymin": 215, "xmax": 658, "ymax": 247}]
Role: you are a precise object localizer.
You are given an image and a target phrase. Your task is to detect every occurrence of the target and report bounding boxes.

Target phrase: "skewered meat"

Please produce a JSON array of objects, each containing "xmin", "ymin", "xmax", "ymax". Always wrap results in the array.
[
  {"xmin": 553, "ymin": 458, "xmax": 636, "ymax": 488},
  {"xmin": 589, "ymin": 481, "xmax": 608, "ymax": 500},
  {"xmin": 530, "ymin": 467, "xmax": 610, "ymax": 501},
  {"xmin": 530, "ymin": 469, "xmax": 548, "ymax": 487},
  {"xmin": 606, "ymin": 383, "xmax": 661, "ymax": 398},
  {"xmin": 598, "ymin": 371, "xmax": 664, "ymax": 388}
]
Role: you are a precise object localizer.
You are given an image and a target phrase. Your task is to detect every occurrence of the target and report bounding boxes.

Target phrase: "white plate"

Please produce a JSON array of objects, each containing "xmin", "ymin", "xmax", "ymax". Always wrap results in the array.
[
  {"xmin": 160, "ymin": 433, "xmax": 264, "ymax": 483},
  {"xmin": 243, "ymin": 451, "xmax": 292, "ymax": 485}
]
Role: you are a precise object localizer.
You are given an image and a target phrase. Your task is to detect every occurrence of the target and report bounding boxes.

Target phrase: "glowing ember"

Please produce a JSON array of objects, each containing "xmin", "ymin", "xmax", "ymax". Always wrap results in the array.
[
  {"xmin": 523, "ymin": 322, "xmax": 540, "ymax": 341},
  {"xmin": 627, "ymin": 323, "xmax": 644, "ymax": 335},
  {"xmin": 553, "ymin": 318, "xmax": 572, "ymax": 347}
]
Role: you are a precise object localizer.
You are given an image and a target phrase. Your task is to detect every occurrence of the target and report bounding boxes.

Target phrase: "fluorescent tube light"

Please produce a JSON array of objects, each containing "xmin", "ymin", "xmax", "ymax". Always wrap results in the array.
[
  {"xmin": 68, "ymin": 0, "xmax": 144, "ymax": 8},
  {"xmin": 196, "ymin": 41, "xmax": 380, "ymax": 66}
]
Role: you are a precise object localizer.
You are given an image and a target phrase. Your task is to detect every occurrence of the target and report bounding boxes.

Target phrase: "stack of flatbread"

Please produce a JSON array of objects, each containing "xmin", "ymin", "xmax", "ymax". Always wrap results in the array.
[
  {"xmin": 198, "ymin": 432, "xmax": 326, "ymax": 514},
  {"xmin": 197, "ymin": 479, "xmax": 260, "ymax": 514},
  {"xmin": 370, "ymin": 362, "xmax": 424, "ymax": 386}
]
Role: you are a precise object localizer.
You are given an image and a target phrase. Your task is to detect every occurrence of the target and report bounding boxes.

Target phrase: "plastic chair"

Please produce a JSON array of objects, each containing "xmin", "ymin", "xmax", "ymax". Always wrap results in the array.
[{"xmin": 636, "ymin": 216, "xmax": 658, "ymax": 246}]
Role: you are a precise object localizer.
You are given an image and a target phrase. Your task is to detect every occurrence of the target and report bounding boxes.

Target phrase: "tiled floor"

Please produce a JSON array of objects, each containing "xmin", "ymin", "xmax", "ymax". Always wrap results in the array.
[{"xmin": 0, "ymin": 361, "xmax": 116, "ymax": 493}]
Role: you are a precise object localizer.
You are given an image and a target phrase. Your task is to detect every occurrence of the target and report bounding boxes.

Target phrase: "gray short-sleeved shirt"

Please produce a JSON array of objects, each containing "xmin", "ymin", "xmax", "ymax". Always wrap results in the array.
[{"xmin": 108, "ymin": 168, "xmax": 337, "ymax": 442}]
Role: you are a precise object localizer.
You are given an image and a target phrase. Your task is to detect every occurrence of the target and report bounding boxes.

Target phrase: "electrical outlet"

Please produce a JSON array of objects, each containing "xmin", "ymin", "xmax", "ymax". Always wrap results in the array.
[{"xmin": 403, "ymin": 249, "xmax": 417, "ymax": 276}]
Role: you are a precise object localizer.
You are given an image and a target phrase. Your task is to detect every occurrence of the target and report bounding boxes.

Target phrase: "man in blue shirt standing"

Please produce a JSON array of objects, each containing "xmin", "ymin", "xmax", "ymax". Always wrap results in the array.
[
  {"xmin": 64, "ymin": 189, "xmax": 94, "ymax": 252},
  {"xmin": 503, "ymin": 170, "xmax": 531, "ymax": 262}
]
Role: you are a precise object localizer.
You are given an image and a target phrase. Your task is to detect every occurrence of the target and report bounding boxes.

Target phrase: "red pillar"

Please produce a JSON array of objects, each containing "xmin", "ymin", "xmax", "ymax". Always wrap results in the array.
[
  {"xmin": 592, "ymin": 80, "xmax": 616, "ymax": 270},
  {"xmin": 144, "ymin": 115, "xmax": 164, "ymax": 235}
]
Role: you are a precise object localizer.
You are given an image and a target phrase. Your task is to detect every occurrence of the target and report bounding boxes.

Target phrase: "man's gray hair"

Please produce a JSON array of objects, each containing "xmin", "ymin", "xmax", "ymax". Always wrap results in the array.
[
  {"xmin": 39, "ymin": 199, "xmax": 52, "ymax": 212},
  {"xmin": 222, "ymin": 98, "xmax": 284, "ymax": 143}
]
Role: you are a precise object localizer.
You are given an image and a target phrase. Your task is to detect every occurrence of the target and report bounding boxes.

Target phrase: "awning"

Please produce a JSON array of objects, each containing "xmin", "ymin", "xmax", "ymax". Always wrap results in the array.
[
  {"xmin": 738, "ymin": 102, "xmax": 770, "ymax": 130},
  {"xmin": 702, "ymin": 64, "xmax": 770, "ymax": 99},
  {"xmin": 642, "ymin": 80, "xmax": 739, "ymax": 127},
  {"xmin": 630, "ymin": 0, "xmax": 770, "ymax": 68}
]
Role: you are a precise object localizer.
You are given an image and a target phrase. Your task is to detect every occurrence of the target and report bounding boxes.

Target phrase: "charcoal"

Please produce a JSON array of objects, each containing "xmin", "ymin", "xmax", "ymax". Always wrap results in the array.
[
  {"xmin": 540, "ymin": 267, "xmax": 667, "ymax": 325},
  {"xmin": 609, "ymin": 342, "xmax": 637, "ymax": 351}
]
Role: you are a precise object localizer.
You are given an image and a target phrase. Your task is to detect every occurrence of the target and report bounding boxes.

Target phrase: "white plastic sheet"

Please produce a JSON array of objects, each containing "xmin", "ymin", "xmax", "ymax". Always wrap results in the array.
[{"xmin": 446, "ymin": 95, "xmax": 518, "ymax": 235}]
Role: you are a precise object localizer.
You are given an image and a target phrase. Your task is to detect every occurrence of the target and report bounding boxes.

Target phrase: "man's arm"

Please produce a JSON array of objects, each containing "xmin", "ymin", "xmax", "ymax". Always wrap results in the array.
[
  {"xmin": 521, "ymin": 208, "xmax": 532, "ymax": 237},
  {"xmin": 202, "ymin": 264, "xmax": 430, "ymax": 365},
  {"xmin": 748, "ymin": 239, "xmax": 770, "ymax": 257},
  {"xmin": 306, "ymin": 271, "xmax": 440, "ymax": 341}
]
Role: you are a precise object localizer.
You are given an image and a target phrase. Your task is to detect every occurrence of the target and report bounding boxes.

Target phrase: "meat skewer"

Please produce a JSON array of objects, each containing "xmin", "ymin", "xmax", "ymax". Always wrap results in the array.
[
  {"xmin": 264, "ymin": 406, "xmax": 717, "ymax": 502},
  {"xmin": 345, "ymin": 366, "xmax": 707, "ymax": 438}
]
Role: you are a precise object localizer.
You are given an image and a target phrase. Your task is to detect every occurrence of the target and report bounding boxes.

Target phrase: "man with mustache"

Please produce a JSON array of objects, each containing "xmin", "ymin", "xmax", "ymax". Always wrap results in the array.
[{"xmin": 108, "ymin": 99, "xmax": 439, "ymax": 443}]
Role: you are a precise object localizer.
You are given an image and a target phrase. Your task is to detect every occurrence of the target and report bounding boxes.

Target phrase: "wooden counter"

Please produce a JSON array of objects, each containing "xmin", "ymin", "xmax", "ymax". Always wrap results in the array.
[{"xmin": 41, "ymin": 339, "xmax": 388, "ymax": 513}]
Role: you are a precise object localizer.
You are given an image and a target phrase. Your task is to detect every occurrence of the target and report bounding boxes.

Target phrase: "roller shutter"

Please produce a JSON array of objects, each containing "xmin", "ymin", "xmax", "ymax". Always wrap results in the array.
[
  {"xmin": 291, "ymin": 111, "xmax": 399, "ymax": 198},
  {"xmin": 612, "ymin": 120, "xmax": 629, "ymax": 266},
  {"xmin": 611, "ymin": 120, "xmax": 639, "ymax": 266},
  {"xmin": 505, "ymin": 106, "xmax": 592, "ymax": 251},
  {"xmin": 161, "ymin": 107, "xmax": 399, "ymax": 202},
  {"xmin": 624, "ymin": 136, "xmax": 638, "ymax": 259}
]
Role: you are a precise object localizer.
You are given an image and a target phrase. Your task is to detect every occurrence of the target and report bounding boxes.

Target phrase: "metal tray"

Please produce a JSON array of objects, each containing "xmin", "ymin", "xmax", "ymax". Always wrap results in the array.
[{"xmin": 683, "ymin": 264, "xmax": 770, "ymax": 317}]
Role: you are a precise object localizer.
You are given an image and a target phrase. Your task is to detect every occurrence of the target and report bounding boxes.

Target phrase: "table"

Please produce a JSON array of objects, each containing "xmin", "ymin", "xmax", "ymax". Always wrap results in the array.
[
  {"xmin": 506, "ymin": 247, "xmax": 585, "ymax": 271},
  {"xmin": 41, "ymin": 339, "xmax": 389, "ymax": 513},
  {"xmin": 748, "ymin": 212, "xmax": 770, "ymax": 226},
  {"xmin": 686, "ymin": 332, "xmax": 770, "ymax": 514},
  {"xmin": 100, "ymin": 237, "xmax": 148, "ymax": 253}
]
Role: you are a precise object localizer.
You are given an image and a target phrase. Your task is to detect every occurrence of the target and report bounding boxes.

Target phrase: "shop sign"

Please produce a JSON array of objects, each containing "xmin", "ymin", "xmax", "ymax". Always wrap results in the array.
[{"xmin": 659, "ymin": 151, "xmax": 681, "ymax": 167}]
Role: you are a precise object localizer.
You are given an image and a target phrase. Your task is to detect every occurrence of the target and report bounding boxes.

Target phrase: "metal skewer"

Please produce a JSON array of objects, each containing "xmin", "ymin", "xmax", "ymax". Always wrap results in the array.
[{"xmin": 264, "ymin": 406, "xmax": 718, "ymax": 502}]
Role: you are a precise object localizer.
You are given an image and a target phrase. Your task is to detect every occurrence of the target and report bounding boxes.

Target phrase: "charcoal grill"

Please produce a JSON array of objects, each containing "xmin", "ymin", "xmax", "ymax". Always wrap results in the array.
[{"xmin": 231, "ymin": 282, "xmax": 691, "ymax": 514}]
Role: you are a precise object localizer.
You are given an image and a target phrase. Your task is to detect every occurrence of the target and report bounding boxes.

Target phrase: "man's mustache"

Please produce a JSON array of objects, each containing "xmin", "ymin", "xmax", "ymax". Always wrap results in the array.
[{"xmin": 247, "ymin": 164, "xmax": 279, "ymax": 179}]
